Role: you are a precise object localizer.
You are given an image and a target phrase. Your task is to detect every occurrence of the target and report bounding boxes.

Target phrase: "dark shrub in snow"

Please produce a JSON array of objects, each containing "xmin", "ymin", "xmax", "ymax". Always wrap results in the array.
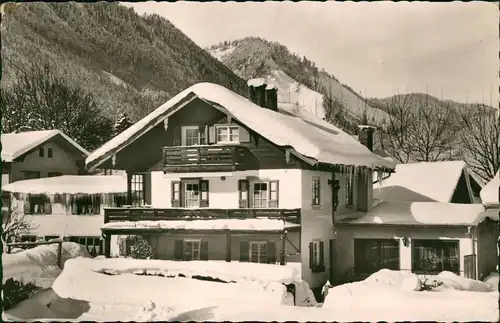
[
  {"xmin": 420, "ymin": 278, "xmax": 444, "ymax": 291},
  {"xmin": 2, "ymin": 278, "xmax": 40, "ymax": 310}
]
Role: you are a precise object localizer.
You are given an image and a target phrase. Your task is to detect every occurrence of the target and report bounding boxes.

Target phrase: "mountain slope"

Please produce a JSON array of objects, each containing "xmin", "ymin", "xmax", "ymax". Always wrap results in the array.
[
  {"xmin": 2, "ymin": 2, "xmax": 248, "ymax": 121},
  {"xmin": 207, "ymin": 37, "xmax": 391, "ymax": 127}
]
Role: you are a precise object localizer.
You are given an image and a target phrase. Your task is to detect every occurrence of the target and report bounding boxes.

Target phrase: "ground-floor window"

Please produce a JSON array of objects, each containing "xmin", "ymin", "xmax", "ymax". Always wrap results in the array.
[
  {"xmin": 354, "ymin": 239, "xmax": 400, "ymax": 274},
  {"xmin": 26, "ymin": 194, "xmax": 51, "ymax": 214},
  {"xmin": 20, "ymin": 235, "xmax": 38, "ymax": 243},
  {"xmin": 174, "ymin": 239, "xmax": 209, "ymax": 261},
  {"xmin": 249, "ymin": 241, "xmax": 267, "ymax": 263},
  {"xmin": 71, "ymin": 194, "xmax": 101, "ymax": 215},
  {"xmin": 240, "ymin": 240, "xmax": 277, "ymax": 264},
  {"xmin": 309, "ymin": 240, "xmax": 325, "ymax": 272},
  {"xmin": 411, "ymin": 239, "xmax": 460, "ymax": 274},
  {"xmin": 69, "ymin": 236, "xmax": 103, "ymax": 256}
]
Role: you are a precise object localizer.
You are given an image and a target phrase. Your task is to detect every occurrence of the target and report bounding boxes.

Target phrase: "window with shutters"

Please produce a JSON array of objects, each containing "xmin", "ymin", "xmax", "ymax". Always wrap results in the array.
[
  {"xmin": 27, "ymin": 194, "xmax": 51, "ymax": 215},
  {"xmin": 312, "ymin": 177, "xmax": 321, "ymax": 206},
  {"xmin": 251, "ymin": 181, "xmax": 278, "ymax": 208},
  {"xmin": 184, "ymin": 240, "xmax": 201, "ymax": 261},
  {"xmin": 249, "ymin": 241, "xmax": 267, "ymax": 263},
  {"xmin": 309, "ymin": 240, "xmax": 325, "ymax": 272},
  {"xmin": 216, "ymin": 125, "xmax": 239, "ymax": 143},
  {"xmin": 182, "ymin": 126, "xmax": 206, "ymax": 146},
  {"xmin": 252, "ymin": 182, "xmax": 268, "ymax": 208},
  {"xmin": 131, "ymin": 174, "xmax": 145, "ymax": 207},
  {"xmin": 185, "ymin": 182, "xmax": 200, "ymax": 208},
  {"xmin": 172, "ymin": 180, "xmax": 209, "ymax": 208}
]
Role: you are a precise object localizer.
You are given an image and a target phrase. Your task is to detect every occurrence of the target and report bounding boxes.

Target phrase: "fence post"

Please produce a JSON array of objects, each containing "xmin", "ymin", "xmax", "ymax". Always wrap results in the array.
[{"xmin": 57, "ymin": 241, "xmax": 63, "ymax": 268}]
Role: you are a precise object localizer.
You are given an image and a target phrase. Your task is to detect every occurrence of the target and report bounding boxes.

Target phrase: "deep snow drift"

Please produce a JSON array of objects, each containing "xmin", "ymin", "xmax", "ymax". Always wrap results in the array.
[{"xmin": 2, "ymin": 242, "xmax": 91, "ymax": 288}]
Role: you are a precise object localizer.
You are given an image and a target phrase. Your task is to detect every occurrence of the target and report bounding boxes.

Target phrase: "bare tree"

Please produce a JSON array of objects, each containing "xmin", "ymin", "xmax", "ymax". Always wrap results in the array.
[
  {"xmin": 2, "ymin": 200, "xmax": 38, "ymax": 249},
  {"xmin": 458, "ymin": 106, "xmax": 499, "ymax": 183},
  {"xmin": 383, "ymin": 93, "xmax": 460, "ymax": 163}
]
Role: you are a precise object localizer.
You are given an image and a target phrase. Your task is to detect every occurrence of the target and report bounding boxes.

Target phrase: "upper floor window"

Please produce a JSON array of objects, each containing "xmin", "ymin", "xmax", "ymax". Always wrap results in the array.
[
  {"xmin": 23, "ymin": 171, "xmax": 40, "ymax": 180},
  {"xmin": 182, "ymin": 126, "xmax": 206, "ymax": 146},
  {"xmin": 26, "ymin": 194, "xmax": 51, "ymax": 215},
  {"xmin": 48, "ymin": 148, "xmax": 53, "ymax": 158},
  {"xmin": 312, "ymin": 177, "xmax": 321, "ymax": 206},
  {"xmin": 251, "ymin": 181, "xmax": 279, "ymax": 208},
  {"xmin": 216, "ymin": 125, "xmax": 239, "ymax": 143},
  {"xmin": 39, "ymin": 148, "xmax": 44, "ymax": 157},
  {"xmin": 72, "ymin": 194, "xmax": 101, "ymax": 215},
  {"xmin": 131, "ymin": 174, "xmax": 145, "ymax": 207},
  {"xmin": 171, "ymin": 179, "xmax": 209, "ymax": 208}
]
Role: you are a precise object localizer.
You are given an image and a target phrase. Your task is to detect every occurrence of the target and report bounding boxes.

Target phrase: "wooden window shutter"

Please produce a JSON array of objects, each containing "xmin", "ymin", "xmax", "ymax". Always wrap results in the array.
[
  {"xmin": 200, "ymin": 240, "xmax": 209, "ymax": 260},
  {"xmin": 238, "ymin": 179, "xmax": 249, "ymax": 208},
  {"xmin": 208, "ymin": 125, "xmax": 216, "ymax": 144},
  {"xmin": 172, "ymin": 127, "xmax": 181, "ymax": 147},
  {"xmin": 309, "ymin": 242, "xmax": 314, "ymax": 269},
  {"xmin": 44, "ymin": 195, "xmax": 52, "ymax": 214},
  {"xmin": 267, "ymin": 241, "xmax": 277, "ymax": 264},
  {"xmin": 239, "ymin": 241, "xmax": 249, "ymax": 262},
  {"xmin": 319, "ymin": 241, "xmax": 325, "ymax": 270},
  {"xmin": 118, "ymin": 236, "xmax": 127, "ymax": 257},
  {"xmin": 239, "ymin": 126, "xmax": 251, "ymax": 143},
  {"xmin": 269, "ymin": 180, "xmax": 279, "ymax": 208},
  {"xmin": 174, "ymin": 240, "xmax": 184, "ymax": 260},
  {"xmin": 171, "ymin": 181, "xmax": 181, "ymax": 207},
  {"xmin": 199, "ymin": 180, "xmax": 209, "ymax": 207}
]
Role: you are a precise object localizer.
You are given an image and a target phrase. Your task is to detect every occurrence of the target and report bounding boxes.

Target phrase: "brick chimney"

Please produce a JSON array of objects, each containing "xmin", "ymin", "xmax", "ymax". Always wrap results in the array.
[
  {"xmin": 247, "ymin": 78, "xmax": 267, "ymax": 108},
  {"xmin": 264, "ymin": 84, "xmax": 278, "ymax": 112},
  {"xmin": 357, "ymin": 125, "xmax": 376, "ymax": 152}
]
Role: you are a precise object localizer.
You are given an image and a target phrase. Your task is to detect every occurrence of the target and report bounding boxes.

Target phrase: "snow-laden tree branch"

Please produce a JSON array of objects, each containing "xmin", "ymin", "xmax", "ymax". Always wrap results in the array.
[{"xmin": 2, "ymin": 200, "xmax": 38, "ymax": 250}]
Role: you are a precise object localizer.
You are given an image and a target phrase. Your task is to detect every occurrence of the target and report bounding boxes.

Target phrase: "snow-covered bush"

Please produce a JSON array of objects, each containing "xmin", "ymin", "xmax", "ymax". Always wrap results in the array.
[
  {"xmin": 118, "ymin": 235, "xmax": 154, "ymax": 259},
  {"xmin": 420, "ymin": 277, "xmax": 443, "ymax": 291},
  {"xmin": 2, "ymin": 278, "xmax": 40, "ymax": 310}
]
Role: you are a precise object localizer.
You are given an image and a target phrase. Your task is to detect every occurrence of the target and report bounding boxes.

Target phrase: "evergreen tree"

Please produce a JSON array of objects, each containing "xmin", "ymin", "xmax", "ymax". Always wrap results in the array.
[{"xmin": 113, "ymin": 112, "xmax": 133, "ymax": 136}]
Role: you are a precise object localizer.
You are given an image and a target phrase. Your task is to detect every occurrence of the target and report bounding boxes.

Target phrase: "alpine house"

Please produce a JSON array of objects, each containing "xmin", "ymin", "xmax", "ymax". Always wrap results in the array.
[{"xmin": 85, "ymin": 79, "xmax": 395, "ymax": 289}]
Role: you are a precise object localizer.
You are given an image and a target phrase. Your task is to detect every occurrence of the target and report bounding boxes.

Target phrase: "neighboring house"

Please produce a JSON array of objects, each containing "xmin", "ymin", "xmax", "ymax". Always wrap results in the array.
[
  {"xmin": 1, "ymin": 130, "xmax": 90, "ymax": 186},
  {"xmin": 373, "ymin": 161, "xmax": 484, "ymax": 204},
  {"xmin": 3, "ymin": 175, "xmax": 127, "ymax": 256},
  {"xmin": 335, "ymin": 201, "xmax": 498, "ymax": 282},
  {"xmin": 480, "ymin": 169, "xmax": 499, "ymax": 209},
  {"xmin": 85, "ymin": 80, "xmax": 395, "ymax": 289}
]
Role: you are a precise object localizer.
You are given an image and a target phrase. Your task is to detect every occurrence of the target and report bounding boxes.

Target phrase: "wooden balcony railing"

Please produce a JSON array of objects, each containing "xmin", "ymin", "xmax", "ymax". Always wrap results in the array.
[
  {"xmin": 104, "ymin": 207, "xmax": 301, "ymax": 224},
  {"xmin": 163, "ymin": 145, "xmax": 249, "ymax": 172}
]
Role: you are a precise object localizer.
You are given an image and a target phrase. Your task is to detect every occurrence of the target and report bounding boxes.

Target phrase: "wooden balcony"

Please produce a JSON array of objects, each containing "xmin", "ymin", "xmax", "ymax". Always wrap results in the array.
[
  {"xmin": 104, "ymin": 207, "xmax": 301, "ymax": 224},
  {"xmin": 163, "ymin": 145, "xmax": 249, "ymax": 172}
]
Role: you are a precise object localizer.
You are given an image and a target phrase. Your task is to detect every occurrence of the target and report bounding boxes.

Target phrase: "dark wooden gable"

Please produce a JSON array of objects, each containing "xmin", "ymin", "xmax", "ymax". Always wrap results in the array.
[
  {"xmin": 450, "ymin": 171, "xmax": 472, "ymax": 204},
  {"xmin": 102, "ymin": 97, "xmax": 314, "ymax": 172}
]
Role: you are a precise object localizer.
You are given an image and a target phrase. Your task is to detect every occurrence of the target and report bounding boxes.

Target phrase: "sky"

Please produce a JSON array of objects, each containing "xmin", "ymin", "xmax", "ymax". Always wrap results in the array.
[{"xmin": 123, "ymin": 1, "xmax": 499, "ymax": 106}]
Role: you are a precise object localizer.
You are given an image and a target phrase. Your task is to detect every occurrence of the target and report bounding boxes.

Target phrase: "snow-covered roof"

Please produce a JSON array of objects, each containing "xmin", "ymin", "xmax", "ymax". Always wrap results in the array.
[
  {"xmin": 336, "ymin": 201, "xmax": 493, "ymax": 226},
  {"xmin": 86, "ymin": 83, "xmax": 395, "ymax": 171},
  {"xmin": 3, "ymin": 175, "xmax": 127, "ymax": 195},
  {"xmin": 374, "ymin": 161, "xmax": 475, "ymax": 203},
  {"xmin": 480, "ymin": 170, "xmax": 499, "ymax": 207},
  {"xmin": 24, "ymin": 215, "xmax": 104, "ymax": 237},
  {"xmin": 1, "ymin": 130, "xmax": 89, "ymax": 162},
  {"xmin": 102, "ymin": 218, "xmax": 300, "ymax": 232}
]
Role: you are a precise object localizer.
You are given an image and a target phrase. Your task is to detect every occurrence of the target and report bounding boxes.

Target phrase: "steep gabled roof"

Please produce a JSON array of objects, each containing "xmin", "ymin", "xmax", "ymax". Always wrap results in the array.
[
  {"xmin": 480, "ymin": 170, "xmax": 499, "ymax": 207},
  {"xmin": 374, "ymin": 160, "xmax": 480, "ymax": 203},
  {"xmin": 86, "ymin": 83, "xmax": 395, "ymax": 171},
  {"xmin": 1, "ymin": 130, "xmax": 89, "ymax": 162}
]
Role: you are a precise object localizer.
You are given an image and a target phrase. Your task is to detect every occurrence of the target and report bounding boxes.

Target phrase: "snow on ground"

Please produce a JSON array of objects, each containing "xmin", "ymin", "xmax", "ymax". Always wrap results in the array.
[
  {"xmin": 51, "ymin": 257, "xmax": 313, "ymax": 321},
  {"xmin": 484, "ymin": 272, "xmax": 499, "ymax": 291},
  {"xmin": 322, "ymin": 269, "xmax": 498, "ymax": 322},
  {"xmin": 2, "ymin": 242, "xmax": 92, "ymax": 288}
]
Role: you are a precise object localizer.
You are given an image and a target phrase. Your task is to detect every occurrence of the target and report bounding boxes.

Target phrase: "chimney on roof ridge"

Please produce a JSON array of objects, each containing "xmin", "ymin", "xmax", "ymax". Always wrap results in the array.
[
  {"xmin": 247, "ymin": 78, "xmax": 278, "ymax": 112},
  {"xmin": 357, "ymin": 125, "xmax": 376, "ymax": 152}
]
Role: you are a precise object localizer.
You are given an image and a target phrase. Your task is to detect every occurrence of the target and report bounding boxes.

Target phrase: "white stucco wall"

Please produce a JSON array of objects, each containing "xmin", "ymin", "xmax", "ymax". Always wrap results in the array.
[{"xmin": 150, "ymin": 169, "xmax": 302, "ymax": 209}]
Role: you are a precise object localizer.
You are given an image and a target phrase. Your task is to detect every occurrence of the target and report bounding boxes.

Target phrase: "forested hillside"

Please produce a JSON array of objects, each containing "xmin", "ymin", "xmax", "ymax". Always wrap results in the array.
[{"xmin": 1, "ymin": 2, "xmax": 247, "ymax": 123}]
